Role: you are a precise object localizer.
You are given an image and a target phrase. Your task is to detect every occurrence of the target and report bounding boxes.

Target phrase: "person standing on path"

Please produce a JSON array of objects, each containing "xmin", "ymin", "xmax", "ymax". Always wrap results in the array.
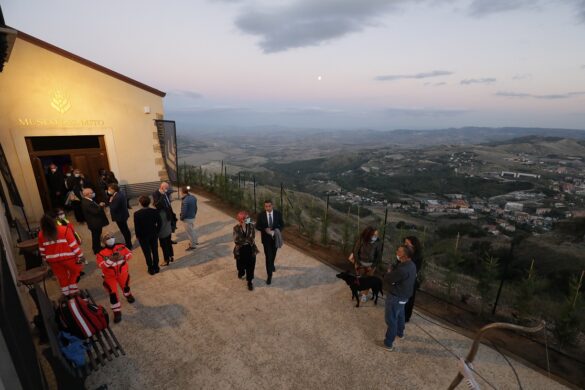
[
  {"xmin": 233, "ymin": 211, "xmax": 258, "ymax": 291},
  {"xmin": 108, "ymin": 183, "xmax": 132, "ymax": 248},
  {"xmin": 81, "ymin": 187, "xmax": 109, "ymax": 254},
  {"xmin": 134, "ymin": 196, "xmax": 162, "ymax": 275},
  {"xmin": 179, "ymin": 186, "xmax": 198, "ymax": 251},
  {"xmin": 380, "ymin": 245, "xmax": 417, "ymax": 352},
  {"xmin": 255, "ymin": 199, "xmax": 284, "ymax": 285}
]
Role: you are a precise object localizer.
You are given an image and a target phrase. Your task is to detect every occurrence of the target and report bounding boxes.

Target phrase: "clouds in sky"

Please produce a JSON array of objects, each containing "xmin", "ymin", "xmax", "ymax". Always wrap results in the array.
[
  {"xmin": 460, "ymin": 78, "xmax": 496, "ymax": 85},
  {"xmin": 375, "ymin": 70, "xmax": 453, "ymax": 81},
  {"xmin": 384, "ymin": 107, "xmax": 469, "ymax": 117},
  {"xmin": 496, "ymin": 91, "xmax": 585, "ymax": 99},
  {"xmin": 467, "ymin": 0, "xmax": 535, "ymax": 17},
  {"xmin": 234, "ymin": 0, "xmax": 402, "ymax": 53}
]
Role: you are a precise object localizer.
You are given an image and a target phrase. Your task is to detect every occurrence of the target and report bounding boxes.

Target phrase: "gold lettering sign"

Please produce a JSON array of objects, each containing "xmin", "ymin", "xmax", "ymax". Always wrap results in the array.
[{"xmin": 17, "ymin": 118, "xmax": 105, "ymax": 128}]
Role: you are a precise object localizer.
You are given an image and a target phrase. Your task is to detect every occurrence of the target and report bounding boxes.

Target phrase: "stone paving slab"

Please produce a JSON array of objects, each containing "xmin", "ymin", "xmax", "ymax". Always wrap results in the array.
[{"xmin": 46, "ymin": 194, "xmax": 566, "ymax": 390}]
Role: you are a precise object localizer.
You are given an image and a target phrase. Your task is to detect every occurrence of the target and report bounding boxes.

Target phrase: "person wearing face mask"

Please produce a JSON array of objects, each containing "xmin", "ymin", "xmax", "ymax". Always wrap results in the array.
[
  {"xmin": 81, "ymin": 188, "xmax": 109, "ymax": 254},
  {"xmin": 107, "ymin": 183, "xmax": 132, "ymax": 248},
  {"xmin": 66, "ymin": 169, "xmax": 85, "ymax": 223},
  {"xmin": 233, "ymin": 211, "xmax": 258, "ymax": 291},
  {"xmin": 46, "ymin": 163, "xmax": 65, "ymax": 208},
  {"xmin": 96, "ymin": 233, "xmax": 134, "ymax": 323},
  {"xmin": 352, "ymin": 226, "xmax": 382, "ymax": 303},
  {"xmin": 153, "ymin": 182, "xmax": 176, "ymax": 265},
  {"xmin": 379, "ymin": 245, "xmax": 417, "ymax": 352},
  {"xmin": 403, "ymin": 236, "xmax": 423, "ymax": 322},
  {"xmin": 179, "ymin": 186, "xmax": 198, "ymax": 251}
]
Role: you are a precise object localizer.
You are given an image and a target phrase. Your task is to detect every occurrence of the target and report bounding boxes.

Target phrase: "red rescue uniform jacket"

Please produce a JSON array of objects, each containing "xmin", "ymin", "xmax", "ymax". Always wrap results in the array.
[
  {"xmin": 38, "ymin": 225, "xmax": 83, "ymax": 263},
  {"xmin": 96, "ymin": 244, "xmax": 132, "ymax": 277}
]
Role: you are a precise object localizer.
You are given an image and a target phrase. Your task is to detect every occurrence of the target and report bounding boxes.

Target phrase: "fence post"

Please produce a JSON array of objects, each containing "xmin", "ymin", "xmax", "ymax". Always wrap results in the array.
[
  {"xmin": 253, "ymin": 176, "xmax": 257, "ymax": 215},
  {"xmin": 380, "ymin": 206, "xmax": 388, "ymax": 259},
  {"xmin": 280, "ymin": 183, "xmax": 284, "ymax": 212}
]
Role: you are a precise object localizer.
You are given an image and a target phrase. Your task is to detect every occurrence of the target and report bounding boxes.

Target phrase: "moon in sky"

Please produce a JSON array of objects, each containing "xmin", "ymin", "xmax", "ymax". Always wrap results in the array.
[{"xmin": 317, "ymin": 76, "xmax": 322, "ymax": 81}]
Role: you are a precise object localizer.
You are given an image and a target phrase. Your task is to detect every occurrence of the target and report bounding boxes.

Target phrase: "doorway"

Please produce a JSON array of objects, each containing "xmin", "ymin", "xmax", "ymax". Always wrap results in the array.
[{"xmin": 26, "ymin": 135, "xmax": 110, "ymax": 211}]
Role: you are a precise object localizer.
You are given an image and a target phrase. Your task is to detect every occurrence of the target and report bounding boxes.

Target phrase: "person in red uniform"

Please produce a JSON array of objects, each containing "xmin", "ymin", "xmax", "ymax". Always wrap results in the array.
[
  {"xmin": 38, "ymin": 213, "xmax": 84, "ymax": 297},
  {"xmin": 96, "ymin": 233, "xmax": 135, "ymax": 323}
]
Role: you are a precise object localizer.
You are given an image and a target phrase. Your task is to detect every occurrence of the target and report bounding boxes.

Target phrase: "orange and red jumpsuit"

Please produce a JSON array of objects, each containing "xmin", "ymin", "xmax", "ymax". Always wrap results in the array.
[
  {"xmin": 38, "ymin": 225, "xmax": 83, "ymax": 296},
  {"xmin": 96, "ymin": 244, "xmax": 132, "ymax": 313}
]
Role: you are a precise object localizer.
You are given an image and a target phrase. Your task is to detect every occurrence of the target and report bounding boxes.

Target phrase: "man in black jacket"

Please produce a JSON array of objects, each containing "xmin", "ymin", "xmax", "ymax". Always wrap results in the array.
[
  {"xmin": 46, "ymin": 163, "xmax": 65, "ymax": 208},
  {"xmin": 255, "ymin": 200, "xmax": 284, "ymax": 285},
  {"xmin": 107, "ymin": 183, "xmax": 132, "ymax": 248},
  {"xmin": 134, "ymin": 195, "xmax": 162, "ymax": 275},
  {"xmin": 81, "ymin": 188, "xmax": 109, "ymax": 254},
  {"xmin": 380, "ymin": 245, "xmax": 417, "ymax": 352}
]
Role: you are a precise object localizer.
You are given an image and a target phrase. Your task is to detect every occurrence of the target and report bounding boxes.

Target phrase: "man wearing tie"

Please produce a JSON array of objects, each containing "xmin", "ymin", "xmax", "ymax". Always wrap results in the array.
[{"xmin": 255, "ymin": 200, "xmax": 284, "ymax": 285}]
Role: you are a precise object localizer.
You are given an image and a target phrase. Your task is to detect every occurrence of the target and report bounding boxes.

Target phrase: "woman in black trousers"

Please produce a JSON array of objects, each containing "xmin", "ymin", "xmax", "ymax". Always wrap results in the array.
[
  {"xmin": 404, "ymin": 235, "xmax": 423, "ymax": 322},
  {"xmin": 233, "ymin": 211, "xmax": 257, "ymax": 291}
]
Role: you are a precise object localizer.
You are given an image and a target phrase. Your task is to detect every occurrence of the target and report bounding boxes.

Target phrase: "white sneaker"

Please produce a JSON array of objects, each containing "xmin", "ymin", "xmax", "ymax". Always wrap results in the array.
[{"xmin": 361, "ymin": 295, "xmax": 368, "ymax": 303}]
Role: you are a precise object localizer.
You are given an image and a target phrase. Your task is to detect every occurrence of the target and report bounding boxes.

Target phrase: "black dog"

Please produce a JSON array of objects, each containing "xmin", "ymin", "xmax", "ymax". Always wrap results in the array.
[{"xmin": 336, "ymin": 272, "xmax": 383, "ymax": 307}]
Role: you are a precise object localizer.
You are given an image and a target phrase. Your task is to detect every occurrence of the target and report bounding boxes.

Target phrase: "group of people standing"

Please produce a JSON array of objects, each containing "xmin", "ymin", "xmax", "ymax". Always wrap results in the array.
[
  {"xmin": 351, "ymin": 225, "xmax": 424, "ymax": 351},
  {"xmin": 39, "ymin": 166, "xmax": 200, "ymax": 323}
]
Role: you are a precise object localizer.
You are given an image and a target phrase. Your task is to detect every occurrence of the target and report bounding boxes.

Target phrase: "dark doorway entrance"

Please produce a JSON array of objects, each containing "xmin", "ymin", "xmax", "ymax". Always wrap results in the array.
[{"xmin": 26, "ymin": 135, "xmax": 110, "ymax": 211}]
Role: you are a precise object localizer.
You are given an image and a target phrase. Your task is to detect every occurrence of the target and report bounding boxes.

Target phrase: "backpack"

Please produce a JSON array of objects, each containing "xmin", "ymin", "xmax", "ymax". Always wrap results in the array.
[{"xmin": 56, "ymin": 296, "xmax": 109, "ymax": 339}]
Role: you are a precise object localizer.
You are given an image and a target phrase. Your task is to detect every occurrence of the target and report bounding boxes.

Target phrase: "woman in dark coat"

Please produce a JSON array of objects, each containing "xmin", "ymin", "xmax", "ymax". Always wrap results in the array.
[
  {"xmin": 108, "ymin": 183, "xmax": 132, "ymax": 248},
  {"xmin": 233, "ymin": 211, "xmax": 257, "ymax": 291},
  {"xmin": 403, "ymin": 235, "xmax": 423, "ymax": 322},
  {"xmin": 352, "ymin": 226, "xmax": 382, "ymax": 303}
]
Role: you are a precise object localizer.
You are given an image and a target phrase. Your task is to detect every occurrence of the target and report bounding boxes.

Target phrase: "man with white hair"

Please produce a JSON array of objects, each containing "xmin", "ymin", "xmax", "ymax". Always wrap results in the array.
[{"xmin": 81, "ymin": 187, "xmax": 109, "ymax": 254}]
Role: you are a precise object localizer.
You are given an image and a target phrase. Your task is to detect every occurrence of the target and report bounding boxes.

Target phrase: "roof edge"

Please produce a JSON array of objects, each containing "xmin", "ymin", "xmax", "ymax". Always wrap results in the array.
[{"xmin": 14, "ymin": 29, "xmax": 166, "ymax": 98}]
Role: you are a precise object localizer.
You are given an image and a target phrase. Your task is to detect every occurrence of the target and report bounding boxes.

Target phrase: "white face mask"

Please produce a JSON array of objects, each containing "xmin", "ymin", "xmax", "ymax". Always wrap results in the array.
[
  {"xmin": 371, "ymin": 236, "xmax": 378, "ymax": 243},
  {"xmin": 244, "ymin": 217, "xmax": 252, "ymax": 224},
  {"xmin": 107, "ymin": 190, "xmax": 114, "ymax": 195},
  {"xmin": 74, "ymin": 173, "xmax": 80, "ymax": 178},
  {"xmin": 57, "ymin": 213, "xmax": 66, "ymax": 220},
  {"xmin": 105, "ymin": 238, "xmax": 116, "ymax": 247},
  {"xmin": 50, "ymin": 168, "xmax": 57, "ymax": 173},
  {"xmin": 90, "ymin": 193, "xmax": 96, "ymax": 199},
  {"xmin": 396, "ymin": 255, "xmax": 401, "ymax": 261},
  {"xmin": 66, "ymin": 173, "xmax": 71, "ymax": 177}
]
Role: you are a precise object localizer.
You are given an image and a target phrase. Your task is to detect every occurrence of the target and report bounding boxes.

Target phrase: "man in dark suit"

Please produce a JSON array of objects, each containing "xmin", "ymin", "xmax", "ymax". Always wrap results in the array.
[
  {"xmin": 255, "ymin": 199, "xmax": 284, "ymax": 285},
  {"xmin": 107, "ymin": 183, "xmax": 132, "ymax": 248},
  {"xmin": 46, "ymin": 163, "xmax": 65, "ymax": 208},
  {"xmin": 134, "ymin": 195, "xmax": 162, "ymax": 275},
  {"xmin": 153, "ymin": 181, "xmax": 177, "ymax": 238},
  {"xmin": 81, "ymin": 188, "xmax": 109, "ymax": 254}
]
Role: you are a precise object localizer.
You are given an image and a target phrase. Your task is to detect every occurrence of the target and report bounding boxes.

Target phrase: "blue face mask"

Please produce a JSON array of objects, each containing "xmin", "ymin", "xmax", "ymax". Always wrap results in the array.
[{"xmin": 244, "ymin": 217, "xmax": 252, "ymax": 224}]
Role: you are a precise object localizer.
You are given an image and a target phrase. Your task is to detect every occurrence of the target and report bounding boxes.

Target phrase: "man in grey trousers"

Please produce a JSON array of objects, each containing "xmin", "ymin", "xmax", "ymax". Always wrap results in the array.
[{"xmin": 180, "ymin": 186, "xmax": 198, "ymax": 250}]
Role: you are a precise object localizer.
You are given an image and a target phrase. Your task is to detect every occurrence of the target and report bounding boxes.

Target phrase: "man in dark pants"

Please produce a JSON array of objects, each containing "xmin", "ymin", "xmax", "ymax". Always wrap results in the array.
[
  {"xmin": 46, "ymin": 163, "xmax": 65, "ymax": 208},
  {"xmin": 107, "ymin": 183, "xmax": 132, "ymax": 248},
  {"xmin": 255, "ymin": 200, "xmax": 284, "ymax": 285},
  {"xmin": 81, "ymin": 188, "xmax": 109, "ymax": 254},
  {"xmin": 380, "ymin": 245, "xmax": 417, "ymax": 352},
  {"xmin": 134, "ymin": 196, "xmax": 162, "ymax": 275},
  {"xmin": 153, "ymin": 182, "xmax": 177, "ymax": 242}
]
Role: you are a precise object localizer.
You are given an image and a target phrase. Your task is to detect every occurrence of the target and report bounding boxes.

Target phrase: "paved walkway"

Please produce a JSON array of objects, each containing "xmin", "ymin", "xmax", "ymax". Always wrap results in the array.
[{"xmin": 47, "ymin": 194, "xmax": 565, "ymax": 389}]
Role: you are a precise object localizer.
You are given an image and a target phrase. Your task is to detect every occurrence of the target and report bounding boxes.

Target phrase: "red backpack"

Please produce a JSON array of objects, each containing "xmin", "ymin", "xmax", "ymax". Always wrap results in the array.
[{"xmin": 56, "ymin": 296, "xmax": 109, "ymax": 339}]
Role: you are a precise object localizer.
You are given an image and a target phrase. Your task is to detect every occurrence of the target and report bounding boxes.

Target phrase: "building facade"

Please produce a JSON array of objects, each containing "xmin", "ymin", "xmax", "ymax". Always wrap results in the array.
[{"xmin": 0, "ymin": 31, "xmax": 170, "ymax": 225}]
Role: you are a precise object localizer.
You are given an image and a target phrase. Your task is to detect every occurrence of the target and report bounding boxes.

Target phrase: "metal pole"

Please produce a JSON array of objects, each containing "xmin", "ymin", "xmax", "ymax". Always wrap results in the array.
[
  {"xmin": 492, "ymin": 242, "xmax": 513, "ymax": 315},
  {"xmin": 280, "ymin": 183, "xmax": 284, "ymax": 211},
  {"xmin": 20, "ymin": 207, "xmax": 31, "ymax": 234},
  {"xmin": 380, "ymin": 206, "xmax": 388, "ymax": 259},
  {"xmin": 253, "ymin": 176, "xmax": 257, "ymax": 214},
  {"xmin": 174, "ymin": 129, "xmax": 180, "ymax": 200},
  {"xmin": 238, "ymin": 172, "xmax": 241, "ymax": 188}
]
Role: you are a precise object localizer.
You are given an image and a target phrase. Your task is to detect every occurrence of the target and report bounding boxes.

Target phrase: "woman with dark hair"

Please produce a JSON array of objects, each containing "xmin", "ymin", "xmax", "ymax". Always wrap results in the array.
[
  {"xmin": 108, "ymin": 183, "xmax": 132, "ymax": 248},
  {"xmin": 233, "ymin": 211, "xmax": 257, "ymax": 291},
  {"xmin": 37, "ymin": 213, "xmax": 84, "ymax": 297},
  {"xmin": 352, "ymin": 226, "xmax": 382, "ymax": 303},
  {"xmin": 403, "ymin": 235, "xmax": 423, "ymax": 322}
]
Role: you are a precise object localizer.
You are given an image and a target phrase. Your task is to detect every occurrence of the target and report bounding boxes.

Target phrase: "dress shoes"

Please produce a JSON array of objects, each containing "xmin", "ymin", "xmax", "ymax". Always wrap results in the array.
[
  {"xmin": 266, "ymin": 275, "xmax": 272, "ymax": 285},
  {"xmin": 247, "ymin": 282, "xmax": 254, "ymax": 291}
]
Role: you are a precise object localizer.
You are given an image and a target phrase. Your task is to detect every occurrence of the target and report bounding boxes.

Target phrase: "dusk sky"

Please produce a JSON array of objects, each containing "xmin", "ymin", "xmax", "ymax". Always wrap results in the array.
[{"xmin": 4, "ymin": 0, "xmax": 585, "ymax": 131}]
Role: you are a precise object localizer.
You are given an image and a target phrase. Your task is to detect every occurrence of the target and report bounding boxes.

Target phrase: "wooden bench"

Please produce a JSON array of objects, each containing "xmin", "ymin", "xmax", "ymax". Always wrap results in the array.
[{"xmin": 36, "ymin": 285, "xmax": 125, "ymax": 388}]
